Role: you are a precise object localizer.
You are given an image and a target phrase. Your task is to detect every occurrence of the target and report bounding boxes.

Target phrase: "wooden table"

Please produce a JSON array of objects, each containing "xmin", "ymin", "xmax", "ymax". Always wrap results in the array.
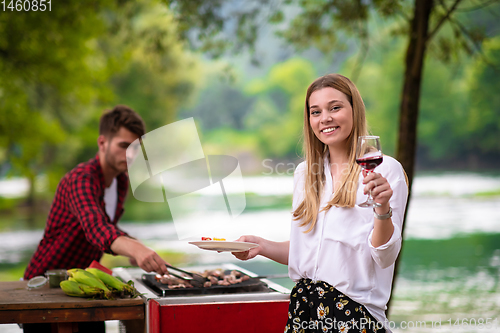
[{"xmin": 0, "ymin": 281, "xmax": 145, "ymax": 333}]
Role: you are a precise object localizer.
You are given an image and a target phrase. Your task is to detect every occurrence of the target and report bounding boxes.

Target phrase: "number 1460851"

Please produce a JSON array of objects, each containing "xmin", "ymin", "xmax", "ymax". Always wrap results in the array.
[{"xmin": 1, "ymin": 0, "xmax": 51, "ymax": 11}]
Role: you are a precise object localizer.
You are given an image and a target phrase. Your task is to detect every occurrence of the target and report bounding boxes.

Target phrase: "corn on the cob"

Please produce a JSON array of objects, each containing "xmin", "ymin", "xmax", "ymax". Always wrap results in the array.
[
  {"xmin": 78, "ymin": 283, "xmax": 104, "ymax": 296},
  {"xmin": 67, "ymin": 268, "xmax": 112, "ymax": 298},
  {"xmin": 60, "ymin": 280, "xmax": 102, "ymax": 297},
  {"xmin": 67, "ymin": 269, "xmax": 109, "ymax": 291},
  {"xmin": 85, "ymin": 268, "xmax": 133, "ymax": 293},
  {"xmin": 60, "ymin": 280, "xmax": 86, "ymax": 297}
]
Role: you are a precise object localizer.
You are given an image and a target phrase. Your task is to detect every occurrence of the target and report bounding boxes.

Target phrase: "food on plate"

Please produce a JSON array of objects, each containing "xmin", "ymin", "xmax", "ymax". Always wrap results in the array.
[
  {"xmin": 201, "ymin": 237, "xmax": 226, "ymax": 241},
  {"xmin": 155, "ymin": 269, "xmax": 251, "ymax": 288}
]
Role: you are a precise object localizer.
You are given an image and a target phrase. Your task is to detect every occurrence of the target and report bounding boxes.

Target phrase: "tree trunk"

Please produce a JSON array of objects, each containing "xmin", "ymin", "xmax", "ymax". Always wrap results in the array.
[{"xmin": 388, "ymin": 0, "xmax": 434, "ymax": 314}]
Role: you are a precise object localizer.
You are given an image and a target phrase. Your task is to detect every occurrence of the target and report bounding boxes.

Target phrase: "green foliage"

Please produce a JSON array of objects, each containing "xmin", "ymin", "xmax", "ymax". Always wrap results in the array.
[
  {"xmin": 244, "ymin": 193, "xmax": 293, "ymax": 211},
  {"xmin": 243, "ymin": 58, "xmax": 316, "ymax": 158},
  {"xmin": 0, "ymin": 262, "xmax": 27, "ymax": 282},
  {"xmin": 465, "ymin": 37, "xmax": 500, "ymax": 155},
  {"xmin": 418, "ymin": 57, "xmax": 470, "ymax": 162},
  {"xmin": 180, "ymin": 57, "xmax": 315, "ymax": 160},
  {"xmin": 109, "ymin": 0, "xmax": 202, "ymax": 129},
  {"xmin": 0, "ymin": 1, "xmax": 116, "ymax": 179},
  {"xmin": 180, "ymin": 76, "xmax": 255, "ymax": 131},
  {"xmin": 164, "ymin": 0, "xmax": 271, "ymax": 56},
  {"xmin": 0, "ymin": 0, "xmax": 203, "ymax": 180},
  {"xmin": 0, "ymin": 0, "xmax": 204, "ymax": 227},
  {"xmin": 399, "ymin": 233, "xmax": 500, "ymax": 275},
  {"xmin": 344, "ymin": 38, "xmax": 406, "ymax": 157},
  {"xmin": 188, "ymin": 34, "xmax": 500, "ymax": 169},
  {"xmin": 202, "ymin": 127, "xmax": 260, "ymax": 156},
  {"xmin": 121, "ymin": 196, "xmax": 173, "ymax": 222},
  {"xmin": 163, "ymin": 0, "xmax": 499, "ymax": 173},
  {"xmin": 339, "ymin": 27, "xmax": 500, "ymax": 167},
  {"xmin": 2, "ymin": 0, "xmax": 500, "ymax": 226}
]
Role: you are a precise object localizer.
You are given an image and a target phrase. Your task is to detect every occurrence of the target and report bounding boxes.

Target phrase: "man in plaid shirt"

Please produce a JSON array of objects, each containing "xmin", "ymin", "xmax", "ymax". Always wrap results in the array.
[{"xmin": 24, "ymin": 105, "xmax": 169, "ymax": 280}]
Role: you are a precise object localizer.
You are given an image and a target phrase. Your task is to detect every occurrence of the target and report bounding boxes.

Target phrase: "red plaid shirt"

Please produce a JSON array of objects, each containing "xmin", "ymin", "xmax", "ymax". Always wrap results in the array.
[{"xmin": 24, "ymin": 155, "xmax": 129, "ymax": 279}]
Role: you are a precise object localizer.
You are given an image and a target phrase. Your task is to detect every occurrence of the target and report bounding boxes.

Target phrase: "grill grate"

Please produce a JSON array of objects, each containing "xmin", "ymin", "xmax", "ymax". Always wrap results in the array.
[{"xmin": 140, "ymin": 272, "xmax": 271, "ymax": 297}]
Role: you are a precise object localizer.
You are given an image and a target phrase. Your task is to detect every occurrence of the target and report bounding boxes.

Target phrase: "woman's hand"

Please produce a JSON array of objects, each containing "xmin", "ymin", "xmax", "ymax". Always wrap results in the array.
[
  {"xmin": 362, "ymin": 170, "xmax": 393, "ymax": 208},
  {"xmin": 231, "ymin": 235, "xmax": 262, "ymax": 261},
  {"xmin": 363, "ymin": 170, "xmax": 395, "ymax": 247},
  {"xmin": 232, "ymin": 236, "xmax": 290, "ymax": 265}
]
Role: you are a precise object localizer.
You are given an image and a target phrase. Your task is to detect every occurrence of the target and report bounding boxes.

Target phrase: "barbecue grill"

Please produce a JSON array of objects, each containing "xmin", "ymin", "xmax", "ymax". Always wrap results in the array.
[{"xmin": 114, "ymin": 263, "xmax": 291, "ymax": 333}]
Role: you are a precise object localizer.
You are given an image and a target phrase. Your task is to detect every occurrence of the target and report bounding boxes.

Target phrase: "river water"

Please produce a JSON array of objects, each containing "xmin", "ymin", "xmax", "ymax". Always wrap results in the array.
[{"xmin": 1, "ymin": 172, "xmax": 499, "ymax": 332}]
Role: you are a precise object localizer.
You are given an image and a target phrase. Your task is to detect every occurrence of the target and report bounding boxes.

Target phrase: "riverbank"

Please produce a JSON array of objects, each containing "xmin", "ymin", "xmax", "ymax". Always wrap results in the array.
[{"xmin": 1, "ymin": 172, "xmax": 499, "ymax": 332}]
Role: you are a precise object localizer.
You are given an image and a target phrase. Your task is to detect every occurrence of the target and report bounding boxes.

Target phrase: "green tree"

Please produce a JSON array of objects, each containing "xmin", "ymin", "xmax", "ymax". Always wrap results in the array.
[
  {"xmin": 244, "ymin": 57, "xmax": 316, "ymax": 158},
  {"xmin": 0, "ymin": 1, "xmax": 119, "ymax": 225},
  {"xmin": 163, "ymin": 0, "xmax": 497, "ymax": 184},
  {"xmin": 0, "ymin": 0, "xmax": 202, "ymax": 227},
  {"xmin": 180, "ymin": 78, "xmax": 255, "ymax": 131},
  {"xmin": 161, "ymin": 0, "xmax": 499, "ymax": 312},
  {"xmin": 350, "ymin": 36, "xmax": 473, "ymax": 169},
  {"xmin": 109, "ymin": 0, "xmax": 203, "ymax": 130},
  {"xmin": 465, "ymin": 36, "xmax": 500, "ymax": 161}
]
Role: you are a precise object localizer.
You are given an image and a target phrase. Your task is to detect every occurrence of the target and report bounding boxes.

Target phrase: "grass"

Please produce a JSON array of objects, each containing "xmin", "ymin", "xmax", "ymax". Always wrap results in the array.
[
  {"xmin": 473, "ymin": 189, "xmax": 500, "ymax": 197},
  {"xmin": 242, "ymin": 193, "xmax": 292, "ymax": 211},
  {"xmin": 100, "ymin": 249, "xmax": 193, "ymax": 269},
  {"xmin": 0, "ymin": 263, "xmax": 27, "ymax": 281},
  {"xmin": 0, "ymin": 250, "xmax": 193, "ymax": 282},
  {"xmin": 119, "ymin": 194, "xmax": 293, "ymax": 223}
]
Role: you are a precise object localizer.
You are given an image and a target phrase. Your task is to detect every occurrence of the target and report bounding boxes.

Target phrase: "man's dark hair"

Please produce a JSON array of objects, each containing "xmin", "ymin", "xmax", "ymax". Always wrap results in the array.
[{"xmin": 99, "ymin": 105, "xmax": 145, "ymax": 138}]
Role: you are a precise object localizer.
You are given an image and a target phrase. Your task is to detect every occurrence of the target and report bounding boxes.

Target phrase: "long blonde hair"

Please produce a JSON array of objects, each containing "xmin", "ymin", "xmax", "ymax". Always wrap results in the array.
[{"xmin": 293, "ymin": 74, "xmax": 369, "ymax": 232}]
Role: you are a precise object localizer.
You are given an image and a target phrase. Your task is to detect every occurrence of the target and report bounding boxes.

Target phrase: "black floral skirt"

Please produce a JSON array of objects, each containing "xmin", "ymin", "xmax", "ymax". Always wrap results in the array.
[{"xmin": 284, "ymin": 279, "xmax": 386, "ymax": 333}]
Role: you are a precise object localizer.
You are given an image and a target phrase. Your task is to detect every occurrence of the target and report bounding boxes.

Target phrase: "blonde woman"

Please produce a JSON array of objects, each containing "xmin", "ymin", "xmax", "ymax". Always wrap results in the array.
[{"xmin": 233, "ymin": 74, "xmax": 408, "ymax": 332}]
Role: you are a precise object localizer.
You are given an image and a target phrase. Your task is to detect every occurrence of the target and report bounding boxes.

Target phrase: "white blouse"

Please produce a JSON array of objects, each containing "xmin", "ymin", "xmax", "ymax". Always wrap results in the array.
[{"xmin": 288, "ymin": 154, "xmax": 408, "ymax": 324}]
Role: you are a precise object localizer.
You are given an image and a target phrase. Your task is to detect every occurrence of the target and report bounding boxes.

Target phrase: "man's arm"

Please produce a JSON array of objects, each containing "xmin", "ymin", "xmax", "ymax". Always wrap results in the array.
[{"xmin": 110, "ymin": 236, "xmax": 169, "ymax": 275}]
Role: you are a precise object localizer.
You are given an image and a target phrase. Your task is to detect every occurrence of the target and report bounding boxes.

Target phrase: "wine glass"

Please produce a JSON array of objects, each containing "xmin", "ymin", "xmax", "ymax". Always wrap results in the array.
[{"xmin": 356, "ymin": 136, "xmax": 383, "ymax": 207}]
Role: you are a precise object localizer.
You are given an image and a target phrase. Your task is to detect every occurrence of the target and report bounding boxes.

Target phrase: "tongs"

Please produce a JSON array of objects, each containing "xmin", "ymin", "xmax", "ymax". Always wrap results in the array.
[{"xmin": 165, "ymin": 264, "xmax": 207, "ymax": 288}]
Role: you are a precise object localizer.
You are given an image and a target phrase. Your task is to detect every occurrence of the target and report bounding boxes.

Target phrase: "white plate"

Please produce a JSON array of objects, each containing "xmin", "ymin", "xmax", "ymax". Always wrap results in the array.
[{"xmin": 188, "ymin": 241, "xmax": 259, "ymax": 252}]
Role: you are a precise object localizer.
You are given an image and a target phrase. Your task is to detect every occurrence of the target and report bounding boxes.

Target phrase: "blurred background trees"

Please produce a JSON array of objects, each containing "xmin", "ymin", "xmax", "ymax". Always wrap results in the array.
[
  {"xmin": 0, "ymin": 0, "xmax": 202, "ymax": 226},
  {"xmin": 0, "ymin": 0, "xmax": 499, "ymax": 229},
  {"xmin": 164, "ymin": 0, "xmax": 500, "ymax": 188}
]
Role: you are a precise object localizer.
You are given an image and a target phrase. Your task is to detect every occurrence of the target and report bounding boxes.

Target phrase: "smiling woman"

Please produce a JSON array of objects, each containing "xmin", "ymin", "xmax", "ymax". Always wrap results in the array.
[
  {"xmin": 231, "ymin": 73, "xmax": 409, "ymax": 333},
  {"xmin": 308, "ymin": 88, "xmax": 354, "ymax": 150}
]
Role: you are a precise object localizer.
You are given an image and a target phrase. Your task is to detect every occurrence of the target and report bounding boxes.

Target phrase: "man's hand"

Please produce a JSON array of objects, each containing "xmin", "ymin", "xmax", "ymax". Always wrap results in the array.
[
  {"xmin": 111, "ymin": 236, "xmax": 169, "ymax": 275},
  {"xmin": 133, "ymin": 246, "xmax": 168, "ymax": 274}
]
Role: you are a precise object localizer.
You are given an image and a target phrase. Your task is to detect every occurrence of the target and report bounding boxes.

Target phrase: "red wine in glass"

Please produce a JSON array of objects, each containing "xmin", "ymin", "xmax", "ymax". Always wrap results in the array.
[
  {"xmin": 356, "ymin": 136, "xmax": 383, "ymax": 207},
  {"xmin": 356, "ymin": 155, "xmax": 383, "ymax": 170}
]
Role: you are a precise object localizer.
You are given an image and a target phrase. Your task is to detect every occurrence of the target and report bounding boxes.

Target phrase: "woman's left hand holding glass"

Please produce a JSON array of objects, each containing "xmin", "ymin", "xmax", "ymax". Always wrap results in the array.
[{"xmin": 362, "ymin": 170, "xmax": 393, "ymax": 213}]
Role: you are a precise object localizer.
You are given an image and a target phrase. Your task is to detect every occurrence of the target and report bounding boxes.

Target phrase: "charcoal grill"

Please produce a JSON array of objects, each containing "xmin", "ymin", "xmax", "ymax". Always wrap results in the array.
[
  {"xmin": 114, "ymin": 263, "xmax": 291, "ymax": 333},
  {"xmin": 140, "ymin": 270, "xmax": 271, "ymax": 297}
]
